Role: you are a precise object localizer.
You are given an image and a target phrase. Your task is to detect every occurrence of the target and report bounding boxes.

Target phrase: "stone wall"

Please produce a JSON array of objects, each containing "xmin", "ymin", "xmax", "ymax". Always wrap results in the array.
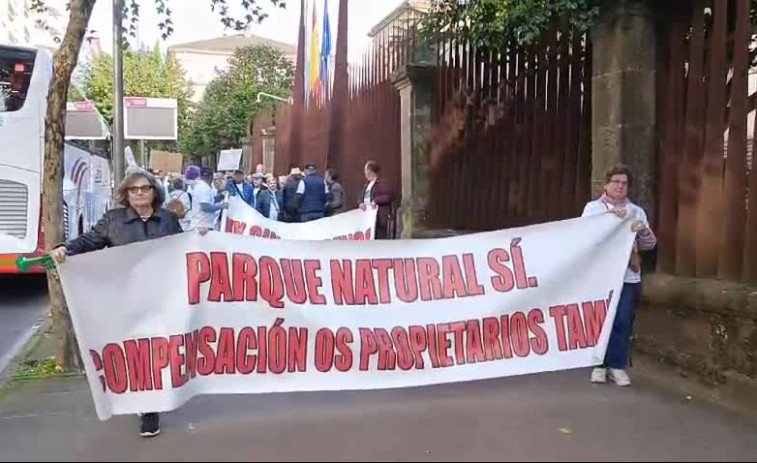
[
  {"xmin": 637, "ymin": 273, "xmax": 757, "ymax": 392},
  {"xmin": 591, "ymin": 0, "xmax": 659, "ymax": 221}
]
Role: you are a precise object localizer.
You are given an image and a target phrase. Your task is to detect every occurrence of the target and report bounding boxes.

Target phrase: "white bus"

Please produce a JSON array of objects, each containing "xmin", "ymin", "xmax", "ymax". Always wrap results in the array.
[{"xmin": 0, "ymin": 44, "xmax": 112, "ymax": 274}]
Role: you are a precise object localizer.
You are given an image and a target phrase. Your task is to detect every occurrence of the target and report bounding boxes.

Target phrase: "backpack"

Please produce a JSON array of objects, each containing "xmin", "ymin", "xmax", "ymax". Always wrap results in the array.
[{"xmin": 167, "ymin": 191, "xmax": 189, "ymax": 219}]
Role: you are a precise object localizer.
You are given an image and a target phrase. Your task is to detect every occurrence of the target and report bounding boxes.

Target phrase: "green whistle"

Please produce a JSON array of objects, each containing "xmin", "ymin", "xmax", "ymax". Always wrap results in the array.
[{"xmin": 16, "ymin": 255, "xmax": 56, "ymax": 273}]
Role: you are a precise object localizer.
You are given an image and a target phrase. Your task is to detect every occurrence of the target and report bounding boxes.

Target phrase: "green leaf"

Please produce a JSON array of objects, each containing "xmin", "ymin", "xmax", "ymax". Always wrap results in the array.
[{"xmin": 422, "ymin": 0, "xmax": 601, "ymax": 47}]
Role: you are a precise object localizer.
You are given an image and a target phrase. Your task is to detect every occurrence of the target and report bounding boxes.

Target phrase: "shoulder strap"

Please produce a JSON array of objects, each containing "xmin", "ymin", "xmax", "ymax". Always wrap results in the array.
[{"xmin": 270, "ymin": 190, "xmax": 280, "ymax": 212}]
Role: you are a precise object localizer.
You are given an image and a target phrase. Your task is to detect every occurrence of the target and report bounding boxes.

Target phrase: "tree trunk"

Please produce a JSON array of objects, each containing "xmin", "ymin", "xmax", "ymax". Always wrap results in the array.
[{"xmin": 44, "ymin": 0, "xmax": 97, "ymax": 373}]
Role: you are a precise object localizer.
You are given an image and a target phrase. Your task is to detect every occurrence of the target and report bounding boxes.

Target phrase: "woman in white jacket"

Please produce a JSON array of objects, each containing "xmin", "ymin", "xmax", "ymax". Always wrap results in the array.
[{"xmin": 581, "ymin": 165, "xmax": 657, "ymax": 387}]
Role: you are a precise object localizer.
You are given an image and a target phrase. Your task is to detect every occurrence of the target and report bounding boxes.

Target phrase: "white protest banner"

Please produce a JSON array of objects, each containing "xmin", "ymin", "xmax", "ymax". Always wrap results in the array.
[
  {"xmin": 223, "ymin": 196, "xmax": 377, "ymax": 240},
  {"xmin": 59, "ymin": 213, "xmax": 635, "ymax": 420},
  {"xmin": 217, "ymin": 149, "xmax": 242, "ymax": 171}
]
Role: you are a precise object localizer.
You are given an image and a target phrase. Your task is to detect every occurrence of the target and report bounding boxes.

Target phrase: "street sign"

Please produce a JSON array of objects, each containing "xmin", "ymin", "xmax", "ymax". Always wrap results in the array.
[
  {"xmin": 65, "ymin": 102, "xmax": 110, "ymax": 140},
  {"xmin": 123, "ymin": 97, "xmax": 178, "ymax": 140}
]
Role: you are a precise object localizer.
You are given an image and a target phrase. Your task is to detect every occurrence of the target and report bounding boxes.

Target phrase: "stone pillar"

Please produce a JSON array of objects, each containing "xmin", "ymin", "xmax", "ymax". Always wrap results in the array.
[
  {"xmin": 391, "ymin": 64, "xmax": 435, "ymax": 238},
  {"xmin": 591, "ymin": 0, "xmax": 658, "ymax": 219},
  {"xmin": 240, "ymin": 136, "xmax": 253, "ymax": 173},
  {"xmin": 261, "ymin": 127, "xmax": 276, "ymax": 174}
]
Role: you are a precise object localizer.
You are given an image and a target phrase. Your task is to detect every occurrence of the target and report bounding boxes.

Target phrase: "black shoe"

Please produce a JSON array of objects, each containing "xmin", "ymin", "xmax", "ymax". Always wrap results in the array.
[{"xmin": 139, "ymin": 413, "xmax": 161, "ymax": 438}]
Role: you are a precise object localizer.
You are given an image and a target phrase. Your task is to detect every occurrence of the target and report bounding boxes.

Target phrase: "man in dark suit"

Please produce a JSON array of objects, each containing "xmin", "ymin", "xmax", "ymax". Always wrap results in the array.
[
  {"xmin": 227, "ymin": 169, "xmax": 255, "ymax": 206},
  {"xmin": 358, "ymin": 161, "xmax": 396, "ymax": 239},
  {"xmin": 281, "ymin": 166, "xmax": 304, "ymax": 223}
]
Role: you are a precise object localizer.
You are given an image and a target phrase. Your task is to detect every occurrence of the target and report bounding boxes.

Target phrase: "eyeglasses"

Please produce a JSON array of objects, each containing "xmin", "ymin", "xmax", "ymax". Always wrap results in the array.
[
  {"xmin": 609, "ymin": 180, "xmax": 628, "ymax": 186},
  {"xmin": 127, "ymin": 185, "xmax": 154, "ymax": 194}
]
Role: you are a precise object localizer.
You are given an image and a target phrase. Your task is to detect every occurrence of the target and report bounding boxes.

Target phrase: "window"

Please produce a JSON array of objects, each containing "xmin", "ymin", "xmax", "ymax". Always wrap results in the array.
[{"xmin": 0, "ymin": 46, "xmax": 36, "ymax": 113}]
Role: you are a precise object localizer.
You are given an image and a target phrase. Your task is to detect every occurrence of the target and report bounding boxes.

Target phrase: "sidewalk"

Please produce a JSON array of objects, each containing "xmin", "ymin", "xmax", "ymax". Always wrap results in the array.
[{"xmin": 1, "ymin": 367, "xmax": 756, "ymax": 461}]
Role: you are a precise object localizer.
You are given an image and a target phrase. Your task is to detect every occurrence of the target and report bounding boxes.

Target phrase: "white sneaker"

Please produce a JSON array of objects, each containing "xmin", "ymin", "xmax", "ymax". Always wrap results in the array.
[
  {"xmin": 608, "ymin": 368, "xmax": 631, "ymax": 387},
  {"xmin": 591, "ymin": 367, "xmax": 607, "ymax": 384}
]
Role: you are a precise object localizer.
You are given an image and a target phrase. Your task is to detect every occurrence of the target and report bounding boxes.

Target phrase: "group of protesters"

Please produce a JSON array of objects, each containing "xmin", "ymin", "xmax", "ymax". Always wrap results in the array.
[
  {"xmin": 48, "ymin": 157, "xmax": 654, "ymax": 439},
  {"xmin": 156, "ymin": 160, "xmax": 396, "ymax": 239}
]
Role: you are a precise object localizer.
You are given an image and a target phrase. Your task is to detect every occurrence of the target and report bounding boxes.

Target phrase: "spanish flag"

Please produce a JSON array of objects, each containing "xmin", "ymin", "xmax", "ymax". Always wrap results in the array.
[{"xmin": 308, "ymin": 1, "xmax": 322, "ymax": 99}]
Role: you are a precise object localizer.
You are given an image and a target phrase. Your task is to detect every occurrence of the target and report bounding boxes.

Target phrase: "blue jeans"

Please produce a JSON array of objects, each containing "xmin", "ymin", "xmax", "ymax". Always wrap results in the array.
[{"xmin": 604, "ymin": 282, "xmax": 640, "ymax": 369}]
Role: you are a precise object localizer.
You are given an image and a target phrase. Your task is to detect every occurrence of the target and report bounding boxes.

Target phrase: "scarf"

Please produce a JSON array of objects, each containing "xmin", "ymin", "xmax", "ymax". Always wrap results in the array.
[{"xmin": 599, "ymin": 193, "xmax": 628, "ymax": 208}]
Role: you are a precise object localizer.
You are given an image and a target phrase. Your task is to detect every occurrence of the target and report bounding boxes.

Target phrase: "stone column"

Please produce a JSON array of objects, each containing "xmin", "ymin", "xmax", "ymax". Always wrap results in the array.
[
  {"xmin": 391, "ymin": 63, "xmax": 435, "ymax": 238},
  {"xmin": 240, "ymin": 136, "xmax": 253, "ymax": 173},
  {"xmin": 591, "ymin": 0, "xmax": 659, "ymax": 219},
  {"xmin": 261, "ymin": 127, "xmax": 276, "ymax": 174}
]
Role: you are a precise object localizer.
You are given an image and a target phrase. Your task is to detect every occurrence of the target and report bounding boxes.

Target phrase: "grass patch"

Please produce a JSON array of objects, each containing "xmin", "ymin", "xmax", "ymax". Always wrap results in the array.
[
  {"xmin": 13, "ymin": 356, "xmax": 60, "ymax": 380},
  {"xmin": 0, "ymin": 381, "xmax": 12, "ymax": 402},
  {"xmin": 5, "ymin": 321, "xmax": 82, "ymax": 383}
]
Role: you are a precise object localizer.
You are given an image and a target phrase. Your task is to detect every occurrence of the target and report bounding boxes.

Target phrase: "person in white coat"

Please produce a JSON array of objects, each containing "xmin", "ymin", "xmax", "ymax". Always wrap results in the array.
[
  {"xmin": 184, "ymin": 166, "xmax": 226, "ymax": 231},
  {"xmin": 581, "ymin": 165, "xmax": 657, "ymax": 387}
]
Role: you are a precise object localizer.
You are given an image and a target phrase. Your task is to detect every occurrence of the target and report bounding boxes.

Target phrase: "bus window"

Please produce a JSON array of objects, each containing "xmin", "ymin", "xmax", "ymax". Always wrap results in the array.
[{"xmin": 0, "ymin": 46, "xmax": 36, "ymax": 113}]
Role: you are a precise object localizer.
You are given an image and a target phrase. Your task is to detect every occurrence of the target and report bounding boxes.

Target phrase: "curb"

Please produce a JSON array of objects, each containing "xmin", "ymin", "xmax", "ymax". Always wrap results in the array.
[
  {"xmin": 0, "ymin": 316, "xmax": 49, "ymax": 389},
  {"xmin": 633, "ymin": 354, "xmax": 757, "ymax": 424}
]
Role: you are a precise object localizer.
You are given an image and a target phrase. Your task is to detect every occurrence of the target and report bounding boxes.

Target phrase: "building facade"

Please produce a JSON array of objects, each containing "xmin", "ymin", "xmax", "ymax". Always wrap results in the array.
[
  {"xmin": 367, "ymin": 0, "xmax": 430, "ymax": 42},
  {"xmin": 0, "ymin": 0, "xmax": 70, "ymax": 47},
  {"xmin": 0, "ymin": 0, "xmax": 32, "ymax": 45},
  {"xmin": 168, "ymin": 33, "xmax": 296, "ymax": 103}
]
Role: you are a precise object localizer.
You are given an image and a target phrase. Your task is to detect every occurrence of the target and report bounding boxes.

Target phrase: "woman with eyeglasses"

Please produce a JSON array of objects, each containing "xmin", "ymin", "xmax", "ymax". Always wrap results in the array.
[
  {"xmin": 49, "ymin": 169, "xmax": 182, "ymax": 438},
  {"xmin": 581, "ymin": 165, "xmax": 656, "ymax": 388}
]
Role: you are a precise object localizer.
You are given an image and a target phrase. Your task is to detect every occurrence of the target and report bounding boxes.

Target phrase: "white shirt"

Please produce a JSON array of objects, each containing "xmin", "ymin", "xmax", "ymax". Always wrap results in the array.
[
  {"xmin": 295, "ymin": 177, "xmax": 330, "ymax": 195},
  {"xmin": 186, "ymin": 180, "xmax": 217, "ymax": 231},
  {"xmin": 162, "ymin": 180, "xmax": 170, "ymax": 200},
  {"xmin": 363, "ymin": 180, "xmax": 376, "ymax": 205},
  {"xmin": 267, "ymin": 191, "xmax": 280, "ymax": 220},
  {"xmin": 253, "ymin": 187, "xmax": 261, "ymax": 205},
  {"xmin": 581, "ymin": 198, "xmax": 656, "ymax": 284},
  {"xmin": 167, "ymin": 189, "xmax": 191, "ymax": 231}
]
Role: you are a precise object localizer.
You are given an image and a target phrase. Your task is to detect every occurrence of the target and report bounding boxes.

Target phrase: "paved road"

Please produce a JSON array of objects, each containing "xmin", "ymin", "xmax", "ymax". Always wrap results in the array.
[
  {"xmin": 0, "ymin": 278, "xmax": 753, "ymax": 460},
  {"xmin": 0, "ymin": 369, "xmax": 755, "ymax": 461},
  {"xmin": 0, "ymin": 275, "xmax": 48, "ymax": 375}
]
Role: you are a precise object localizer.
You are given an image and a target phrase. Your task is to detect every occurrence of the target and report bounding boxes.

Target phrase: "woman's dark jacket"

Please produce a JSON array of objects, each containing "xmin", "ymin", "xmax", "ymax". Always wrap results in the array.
[{"xmin": 64, "ymin": 207, "xmax": 182, "ymax": 255}]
